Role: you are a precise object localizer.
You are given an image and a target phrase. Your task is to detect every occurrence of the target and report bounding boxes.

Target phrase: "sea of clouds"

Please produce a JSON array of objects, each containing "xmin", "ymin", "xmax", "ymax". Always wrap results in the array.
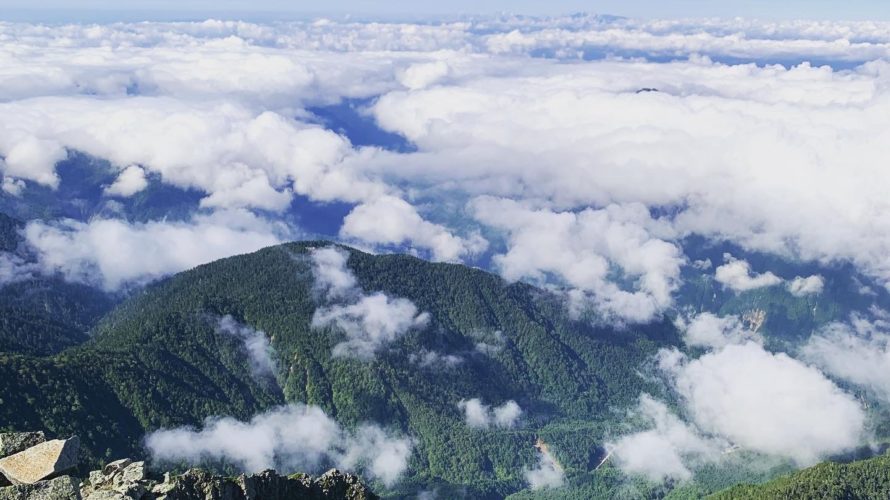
[
  {"xmin": 4, "ymin": 13, "xmax": 890, "ymax": 485},
  {"xmin": 4, "ymin": 15, "xmax": 890, "ymax": 319}
]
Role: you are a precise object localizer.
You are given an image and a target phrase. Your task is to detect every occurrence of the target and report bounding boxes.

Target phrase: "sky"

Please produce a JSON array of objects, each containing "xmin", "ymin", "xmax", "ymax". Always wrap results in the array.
[{"xmin": 3, "ymin": 0, "xmax": 890, "ymax": 22}]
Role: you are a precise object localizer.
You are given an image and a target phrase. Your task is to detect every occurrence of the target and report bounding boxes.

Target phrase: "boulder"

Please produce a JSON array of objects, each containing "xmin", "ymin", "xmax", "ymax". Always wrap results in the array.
[
  {"xmin": 0, "ymin": 475, "xmax": 80, "ymax": 500},
  {"xmin": 0, "ymin": 432, "xmax": 46, "ymax": 458},
  {"xmin": 101, "ymin": 460, "xmax": 132, "ymax": 478},
  {"xmin": 0, "ymin": 437, "xmax": 80, "ymax": 485},
  {"xmin": 81, "ymin": 460, "xmax": 150, "ymax": 500}
]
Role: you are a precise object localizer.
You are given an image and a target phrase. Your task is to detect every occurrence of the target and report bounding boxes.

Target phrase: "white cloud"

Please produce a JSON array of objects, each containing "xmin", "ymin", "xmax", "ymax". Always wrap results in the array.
[
  {"xmin": 341, "ymin": 195, "xmax": 486, "ymax": 262},
  {"xmin": 0, "ymin": 252, "xmax": 39, "ymax": 286},
  {"xmin": 23, "ymin": 210, "xmax": 288, "ymax": 290},
  {"xmin": 0, "ymin": 97, "xmax": 385, "ymax": 211},
  {"xmin": 309, "ymin": 247, "xmax": 430, "ymax": 359},
  {"xmin": 471, "ymin": 330, "xmax": 506, "ymax": 356},
  {"xmin": 608, "ymin": 395, "xmax": 725, "ymax": 482},
  {"xmin": 409, "ymin": 350, "xmax": 464, "ymax": 369},
  {"xmin": 457, "ymin": 398, "xmax": 522, "ymax": 429},
  {"xmin": 676, "ymin": 312, "xmax": 761, "ymax": 350},
  {"xmin": 788, "ymin": 275, "xmax": 825, "ymax": 296},
  {"xmin": 1, "ymin": 176, "xmax": 26, "ymax": 196},
  {"xmin": 0, "ymin": 135, "xmax": 66, "ymax": 188},
  {"xmin": 803, "ymin": 317, "xmax": 890, "ymax": 402},
  {"xmin": 309, "ymin": 246, "xmax": 359, "ymax": 300},
  {"xmin": 145, "ymin": 404, "xmax": 413, "ymax": 487},
  {"xmin": 659, "ymin": 342, "xmax": 865, "ymax": 465},
  {"xmin": 714, "ymin": 256, "xmax": 782, "ymax": 292},
  {"xmin": 215, "ymin": 315, "xmax": 277, "ymax": 381},
  {"xmin": 366, "ymin": 53, "xmax": 890, "ymax": 296},
  {"xmin": 524, "ymin": 446, "xmax": 564, "ymax": 491},
  {"xmin": 105, "ymin": 165, "xmax": 149, "ymax": 197},
  {"xmin": 471, "ymin": 197, "xmax": 682, "ymax": 323},
  {"xmin": 398, "ymin": 61, "xmax": 450, "ymax": 90},
  {"xmin": 315, "ymin": 293, "xmax": 430, "ymax": 360}
]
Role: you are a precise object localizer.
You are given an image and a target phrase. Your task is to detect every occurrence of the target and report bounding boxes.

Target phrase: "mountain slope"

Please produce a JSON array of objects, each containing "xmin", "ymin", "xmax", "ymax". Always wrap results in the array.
[
  {"xmin": 0, "ymin": 241, "xmax": 680, "ymax": 496},
  {"xmin": 709, "ymin": 452, "xmax": 890, "ymax": 500},
  {"xmin": 0, "ymin": 212, "xmax": 116, "ymax": 356}
]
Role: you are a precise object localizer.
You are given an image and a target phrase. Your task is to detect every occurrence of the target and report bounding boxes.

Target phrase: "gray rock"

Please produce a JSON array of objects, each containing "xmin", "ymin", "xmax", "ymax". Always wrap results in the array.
[
  {"xmin": 114, "ymin": 462, "xmax": 146, "ymax": 486},
  {"xmin": 102, "ymin": 460, "xmax": 132, "ymax": 478},
  {"xmin": 0, "ymin": 432, "xmax": 46, "ymax": 459},
  {"xmin": 0, "ymin": 475, "xmax": 81, "ymax": 500},
  {"xmin": 0, "ymin": 437, "xmax": 80, "ymax": 485},
  {"xmin": 82, "ymin": 491, "xmax": 126, "ymax": 500}
]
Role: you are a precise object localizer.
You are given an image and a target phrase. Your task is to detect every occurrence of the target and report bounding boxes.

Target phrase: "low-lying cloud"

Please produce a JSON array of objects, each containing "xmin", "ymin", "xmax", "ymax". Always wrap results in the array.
[
  {"xmin": 659, "ymin": 342, "xmax": 865, "ymax": 465},
  {"xmin": 309, "ymin": 247, "xmax": 430, "ymax": 359},
  {"xmin": 457, "ymin": 398, "xmax": 522, "ymax": 429},
  {"xmin": 0, "ymin": 252, "xmax": 39, "ymax": 286},
  {"xmin": 676, "ymin": 313, "xmax": 761, "ymax": 350},
  {"xmin": 714, "ymin": 255, "xmax": 782, "ymax": 292},
  {"xmin": 524, "ymin": 446, "xmax": 565, "ymax": 490},
  {"xmin": 22, "ymin": 210, "xmax": 288, "ymax": 290},
  {"xmin": 804, "ymin": 316, "xmax": 890, "ymax": 402},
  {"xmin": 608, "ymin": 395, "xmax": 725, "ymax": 481},
  {"xmin": 215, "ymin": 315, "xmax": 277, "ymax": 381},
  {"xmin": 145, "ymin": 404, "xmax": 413, "ymax": 486},
  {"xmin": 788, "ymin": 275, "xmax": 825, "ymax": 297}
]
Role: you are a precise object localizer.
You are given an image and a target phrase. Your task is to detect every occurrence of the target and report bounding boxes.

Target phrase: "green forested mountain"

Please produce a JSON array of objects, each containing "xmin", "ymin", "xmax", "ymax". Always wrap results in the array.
[
  {"xmin": 4, "ymin": 236, "xmax": 890, "ymax": 498},
  {"xmin": 0, "ymin": 241, "xmax": 681, "ymax": 497},
  {"xmin": 0, "ymin": 213, "xmax": 117, "ymax": 356},
  {"xmin": 709, "ymin": 451, "xmax": 890, "ymax": 500}
]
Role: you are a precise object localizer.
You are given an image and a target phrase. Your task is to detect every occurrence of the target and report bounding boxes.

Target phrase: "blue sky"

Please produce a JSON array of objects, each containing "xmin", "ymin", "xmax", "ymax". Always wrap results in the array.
[{"xmin": 2, "ymin": 0, "xmax": 890, "ymax": 21}]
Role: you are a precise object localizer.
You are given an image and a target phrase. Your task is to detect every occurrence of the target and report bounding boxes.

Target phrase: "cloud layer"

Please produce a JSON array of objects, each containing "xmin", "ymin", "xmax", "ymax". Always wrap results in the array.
[
  {"xmin": 6, "ymin": 16, "xmax": 890, "ymax": 321},
  {"xmin": 145, "ymin": 404, "xmax": 413, "ymax": 486}
]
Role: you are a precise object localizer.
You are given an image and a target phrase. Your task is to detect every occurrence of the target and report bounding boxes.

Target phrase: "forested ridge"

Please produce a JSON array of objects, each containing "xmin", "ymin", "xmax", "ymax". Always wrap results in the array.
[{"xmin": 0, "ymin": 240, "xmax": 681, "ymax": 497}]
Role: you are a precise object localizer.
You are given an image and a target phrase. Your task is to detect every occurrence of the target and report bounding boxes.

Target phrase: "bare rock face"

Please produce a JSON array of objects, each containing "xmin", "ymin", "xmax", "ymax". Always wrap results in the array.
[
  {"xmin": 0, "ymin": 437, "xmax": 80, "ymax": 485},
  {"xmin": 150, "ymin": 467, "xmax": 378, "ymax": 500},
  {"xmin": 0, "ymin": 432, "xmax": 46, "ymax": 458},
  {"xmin": 0, "ymin": 475, "xmax": 80, "ymax": 500}
]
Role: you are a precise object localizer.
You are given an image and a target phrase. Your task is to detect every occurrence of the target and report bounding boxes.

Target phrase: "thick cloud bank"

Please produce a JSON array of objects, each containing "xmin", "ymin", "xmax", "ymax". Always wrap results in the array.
[
  {"xmin": 660, "ymin": 343, "xmax": 864, "ymax": 465},
  {"xmin": 145, "ymin": 404, "xmax": 413, "ymax": 487},
  {"xmin": 6, "ymin": 16, "xmax": 890, "ymax": 320},
  {"xmin": 309, "ymin": 247, "xmax": 429, "ymax": 359},
  {"xmin": 611, "ymin": 313, "xmax": 867, "ymax": 481}
]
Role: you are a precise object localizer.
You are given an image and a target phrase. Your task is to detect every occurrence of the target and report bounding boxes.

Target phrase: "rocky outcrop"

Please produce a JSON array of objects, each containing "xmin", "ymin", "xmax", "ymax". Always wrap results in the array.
[
  {"xmin": 0, "ymin": 432, "xmax": 46, "ymax": 458},
  {"xmin": 0, "ymin": 437, "xmax": 80, "ymax": 485},
  {"xmin": 1, "ymin": 431, "xmax": 378, "ymax": 500},
  {"xmin": 0, "ymin": 475, "xmax": 80, "ymax": 500},
  {"xmin": 84, "ymin": 464, "xmax": 378, "ymax": 500}
]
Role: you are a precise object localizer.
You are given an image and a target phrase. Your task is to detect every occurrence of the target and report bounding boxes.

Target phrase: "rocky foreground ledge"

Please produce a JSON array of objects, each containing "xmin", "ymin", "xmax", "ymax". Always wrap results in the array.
[{"xmin": 0, "ymin": 432, "xmax": 378, "ymax": 500}]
